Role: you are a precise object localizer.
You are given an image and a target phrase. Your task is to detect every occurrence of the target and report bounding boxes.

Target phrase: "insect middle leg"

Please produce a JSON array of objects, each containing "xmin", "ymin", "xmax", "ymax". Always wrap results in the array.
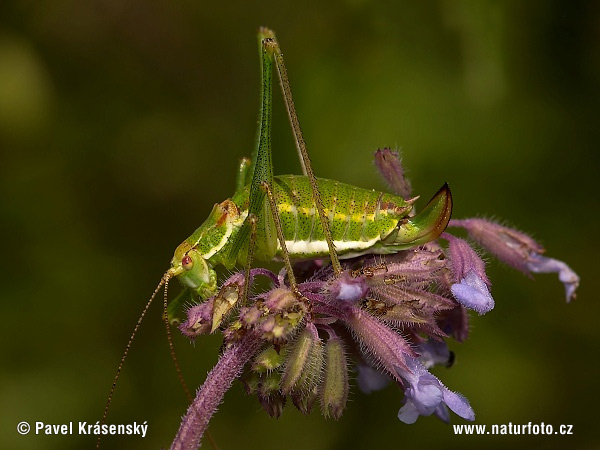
[{"xmin": 260, "ymin": 180, "xmax": 298, "ymax": 293}]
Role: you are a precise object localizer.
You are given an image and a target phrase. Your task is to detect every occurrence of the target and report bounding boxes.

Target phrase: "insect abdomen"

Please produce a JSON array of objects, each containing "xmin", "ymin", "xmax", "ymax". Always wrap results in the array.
[{"xmin": 273, "ymin": 175, "xmax": 411, "ymax": 259}]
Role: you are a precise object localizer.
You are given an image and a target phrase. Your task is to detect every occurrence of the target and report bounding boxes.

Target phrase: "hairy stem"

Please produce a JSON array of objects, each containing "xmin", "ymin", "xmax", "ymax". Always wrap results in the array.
[{"xmin": 170, "ymin": 333, "xmax": 262, "ymax": 450}]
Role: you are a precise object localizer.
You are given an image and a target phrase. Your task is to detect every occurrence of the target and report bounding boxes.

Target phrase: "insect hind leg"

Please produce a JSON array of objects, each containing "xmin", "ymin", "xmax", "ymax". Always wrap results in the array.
[{"xmin": 262, "ymin": 29, "xmax": 343, "ymax": 276}]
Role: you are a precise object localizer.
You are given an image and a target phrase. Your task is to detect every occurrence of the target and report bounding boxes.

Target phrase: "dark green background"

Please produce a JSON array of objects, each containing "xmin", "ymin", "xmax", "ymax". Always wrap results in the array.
[{"xmin": 1, "ymin": 1, "xmax": 597, "ymax": 449}]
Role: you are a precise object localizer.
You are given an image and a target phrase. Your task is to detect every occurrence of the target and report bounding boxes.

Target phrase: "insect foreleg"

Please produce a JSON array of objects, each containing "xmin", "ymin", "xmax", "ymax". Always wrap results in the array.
[
  {"xmin": 209, "ymin": 215, "xmax": 259, "ymax": 332},
  {"xmin": 242, "ymin": 214, "xmax": 259, "ymax": 305}
]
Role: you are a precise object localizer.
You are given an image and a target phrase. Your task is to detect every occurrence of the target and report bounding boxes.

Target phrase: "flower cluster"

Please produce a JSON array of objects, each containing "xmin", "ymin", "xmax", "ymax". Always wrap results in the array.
[{"xmin": 170, "ymin": 149, "xmax": 579, "ymax": 450}]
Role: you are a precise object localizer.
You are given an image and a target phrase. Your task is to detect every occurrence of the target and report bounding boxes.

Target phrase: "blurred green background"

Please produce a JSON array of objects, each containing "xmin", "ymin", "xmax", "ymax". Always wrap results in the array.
[{"xmin": 1, "ymin": 1, "xmax": 598, "ymax": 449}]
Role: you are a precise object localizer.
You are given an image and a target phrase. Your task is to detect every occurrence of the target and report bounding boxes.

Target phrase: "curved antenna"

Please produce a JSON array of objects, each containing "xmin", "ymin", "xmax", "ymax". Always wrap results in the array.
[
  {"xmin": 96, "ymin": 273, "xmax": 168, "ymax": 449},
  {"xmin": 162, "ymin": 276, "xmax": 193, "ymax": 402}
]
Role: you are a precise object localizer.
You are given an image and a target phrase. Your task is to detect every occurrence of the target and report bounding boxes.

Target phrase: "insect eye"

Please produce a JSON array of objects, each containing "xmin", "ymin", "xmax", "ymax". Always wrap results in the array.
[{"xmin": 182, "ymin": 254, "xmax": 194, "ymax": 271}]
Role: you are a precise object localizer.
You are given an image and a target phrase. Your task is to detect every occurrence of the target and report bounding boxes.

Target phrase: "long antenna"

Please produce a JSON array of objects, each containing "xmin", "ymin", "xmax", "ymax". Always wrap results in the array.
[
  {"xmin": 163, "ymin": 276, "xmax": 193, "ymax": 402},
  {"xmin": 96, "ymin": 274, "xmax": 168, "ymax": 449}
]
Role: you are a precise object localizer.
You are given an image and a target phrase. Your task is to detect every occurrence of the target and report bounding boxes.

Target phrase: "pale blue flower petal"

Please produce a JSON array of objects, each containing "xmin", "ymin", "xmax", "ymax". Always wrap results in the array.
[
  {"xmin": 396, "ymin": 357, "xmax": 474, "ymax": 424},
  {"xmin": 451, "ymin": 270, "xmax": 495, "ymax": 314},
  {"xmin": 398, "ymin": 399, "xmax": 420, "ymax": 424},
  {"xmin": 434, "ymin": 404, "xmax": 451, "ymax": 423},
  {"xmin": 442, "ymin": 389, "xmax": 475, "ymax": 421},
  {"xmin": 356, "ymin": 364, "xmax": 390, "ymax": 394},
  {"xmin": 412, "ymin": 376, "xmax": 444, "ymax": 413},
  {"xmin": 526, "ymin": 254, "xmax": 580, "ymax": 302}
]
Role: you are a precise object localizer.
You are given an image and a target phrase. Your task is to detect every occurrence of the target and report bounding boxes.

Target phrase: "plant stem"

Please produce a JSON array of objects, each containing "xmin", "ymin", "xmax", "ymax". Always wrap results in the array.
[{"xmin": 170, "ymin": 333, "xmax": 262, "ymax": 450}]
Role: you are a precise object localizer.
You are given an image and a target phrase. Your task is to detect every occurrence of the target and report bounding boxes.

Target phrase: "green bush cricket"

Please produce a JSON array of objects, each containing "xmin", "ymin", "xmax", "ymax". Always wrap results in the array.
[
  {"xmin": 166, "ymin": 27, "xmax": 451, "ymax": 324},
  {"xmin": 100, "ymin": 27, "xmax": 452, "ymax": 447}
]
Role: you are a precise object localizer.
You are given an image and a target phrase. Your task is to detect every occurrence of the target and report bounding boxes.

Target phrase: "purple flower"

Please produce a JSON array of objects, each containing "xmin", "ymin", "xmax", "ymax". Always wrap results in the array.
[
  {"xmin": 328, "ymin": 271, "xmax": 368, "ymax": 302},
  {"xmin": 449, "ymin": 218, "xmax": 579, "ymax": 302},
  {"xmin": 416, "ymin": 338, "xmax": 453, "ymax": 369},
  {"xmin": 444, "ymin": 233, "xmax": 494, "ymax": 314},
  {"xmin": 172, "ymin": 245, "xmax": 480, "ymax": 448},
  {"xmin": 526, "ymin": 253, "xmax": 580, "ymax": 303},
  {"xmin": 396, "ymin": 356, "xmax": 475, "ymax": 424},
  {"xmin": 180, "ymin": 296, "xmax": 215, "ymax": 338},
  {"xmin": 451, "ymin": 271, "xmax": 494, "ymax": 314},
  {"xmin": 169, "ymin": 203, "xmax": 577, "ymax": 448}
]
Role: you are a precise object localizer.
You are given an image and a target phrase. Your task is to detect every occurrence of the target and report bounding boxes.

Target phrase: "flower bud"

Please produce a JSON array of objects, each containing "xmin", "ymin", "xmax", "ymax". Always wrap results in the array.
[
  {"xmin": 293, "ymin": 338, "xmax": 324, "ymax": 391},
  {"xmin": 239, "ymin": 305, "xmax": 262, "ymax": 327},
  {"xmin": 364, "ymin": 247, "xmax": 446, "ymax": 289},
  {"xmin": 258, "ymin": 391, "xmax": 286, "ymax": 419},
  {"xmin": 249, "ymin": 288, "xmax": 307, "ymax": 342},
  {"xmin": 222, "ymin": 320, "xmax": 244, "ymax": 344},
  {"xmin": 291, "ymin": 386, "xmax": 318, "ymax": 415},
  {"xmin": 444, "ymin": 233, "xmax": 494, "ymax": 314},
  {"xmin": 450, "ymin": 218, "xmax": 542, "ymax": 274},
  {"xmin": 320, "ymin": 337, "xmax": 349, "ymax": 420},
  {"xmin": 280, "ymin": 323, "xmax": 323, "ymax": 394},
  {"xmin": 179, "ymin": 297, "xmax": 215, "ymax": 339},
  {"xmin": 374, "ymin": 148, "xmax": 412, "ymax": 199},
  {"xmin": 259, "ymin": 371, "xmax": 282, "ymax": 396},
  {"xmin": 264, "ymin": 287, "xmax": 297, "ymax": 311},
  {"xmin": 329, "ymin": 271, "xmax": 368, "ymax": 302},
  {"xmin": 241, "ymin": 370, "xmax": 260, "ymax": 396},
  {"xmin": 251, "ymin": 346, "xmax": 284, "ymax": 373},
  {"xmin": 257, "ymin": 371, "xmax": 286, "ymax": 418}
]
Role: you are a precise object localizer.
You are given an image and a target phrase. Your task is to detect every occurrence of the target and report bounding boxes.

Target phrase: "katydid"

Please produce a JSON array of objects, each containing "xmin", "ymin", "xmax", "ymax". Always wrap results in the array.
[
  {"xmin": 166, "ymin": 27, "xmax": 452, "ymax": 322},
  {"xmin": 100, "ymin": 27, "xmax": 452, "ymax": 446}
]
